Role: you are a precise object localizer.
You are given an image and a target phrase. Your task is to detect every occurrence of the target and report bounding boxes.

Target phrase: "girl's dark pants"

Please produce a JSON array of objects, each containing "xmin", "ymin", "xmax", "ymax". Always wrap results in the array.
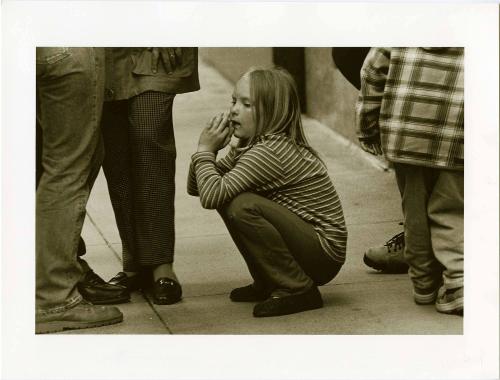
[{"xmin": 218, "ymin": 192, "xmax": 342, "ymax": 297}]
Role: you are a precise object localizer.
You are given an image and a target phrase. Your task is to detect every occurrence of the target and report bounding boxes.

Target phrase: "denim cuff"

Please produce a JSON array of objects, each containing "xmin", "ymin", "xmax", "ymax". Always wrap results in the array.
[
  {"xmin": 36, "ymin": 294, "xmax": 82, "ymax": 316},
  {"xmin": 444, "ymin": 279, "xmax": 463, "ymax": 290}
]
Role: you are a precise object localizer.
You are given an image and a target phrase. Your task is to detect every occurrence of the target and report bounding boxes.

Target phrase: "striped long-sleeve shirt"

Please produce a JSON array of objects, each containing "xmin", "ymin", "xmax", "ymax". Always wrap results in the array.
[
  {"xmin": 187, "ymin": 133, "xmax": 347, "ymax": 263},
  {"xmin": 356, "ymin": 47, "xmax": 464, "ymax": 170}
]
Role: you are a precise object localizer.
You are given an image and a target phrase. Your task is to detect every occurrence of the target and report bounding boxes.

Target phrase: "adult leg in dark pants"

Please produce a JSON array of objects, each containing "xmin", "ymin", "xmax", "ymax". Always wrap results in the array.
[
  {"xmin": 102, "ymin": 91, "xmax": 181, "ymax": 304},
  {"xmin": 219, "ymin": 193, "xmax": 343, "ymax": 317}
]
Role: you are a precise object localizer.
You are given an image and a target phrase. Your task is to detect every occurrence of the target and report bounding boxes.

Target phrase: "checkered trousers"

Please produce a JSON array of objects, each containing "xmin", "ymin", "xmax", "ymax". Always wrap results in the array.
[
  {"xmin": 101, "ymin": 91, "xmax": 176, "ymax": 271},
  {"xmin": 356, "ymin": 47, "xmax": 464, "ymax": 170}
]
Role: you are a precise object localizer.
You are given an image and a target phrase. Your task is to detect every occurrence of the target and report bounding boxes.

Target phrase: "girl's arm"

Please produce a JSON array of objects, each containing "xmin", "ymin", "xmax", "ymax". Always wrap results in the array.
[
  {"xmin": 187, "ymin": 112, "xmax": 235, "ymax": 196},
  {"xmin": 191, "ymin": 143, "xmax": 283, "ymax": 209},
  {"xmin": 187, "ymin": 148, "xmax": 237, "ymax": 196}
]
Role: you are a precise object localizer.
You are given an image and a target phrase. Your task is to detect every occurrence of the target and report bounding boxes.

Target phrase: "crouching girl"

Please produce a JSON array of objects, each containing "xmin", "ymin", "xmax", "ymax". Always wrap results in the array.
[{"xmin": 187, "ymin": 67, "xmax": 347, "ymax": 317}]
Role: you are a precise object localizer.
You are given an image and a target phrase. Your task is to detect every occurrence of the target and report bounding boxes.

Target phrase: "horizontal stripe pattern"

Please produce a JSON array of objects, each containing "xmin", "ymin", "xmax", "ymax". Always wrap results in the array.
[
  {"xmin": 187, "ymin": 134, "xmax": 347, "ymax": 263},
  {"xmin": 356, "ymin": 47, "xmax": 464, "ymax": 170}
]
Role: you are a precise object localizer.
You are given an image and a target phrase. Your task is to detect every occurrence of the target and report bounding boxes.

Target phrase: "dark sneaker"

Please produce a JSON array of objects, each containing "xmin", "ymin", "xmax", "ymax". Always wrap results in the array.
[
  {"xmin": 230, "ymin": 284, "xmax": 270, "ymax": 302},
  {"xmin": 78, "ymin": 270, "xmax": 130, "ymax": 305},
  {"xmin": 363, "ymin": 231, "xmax": 408, "ymax": 273},
  {"xmin": 35, "ymin": 300, "xmax": 123, "ymax": 334},
  {"xmin": 253, "ymin": 286, "xmax": 323, "ymax": 318},
  {"xmin": 435, "ymin": 287, "xmax": 463, "ymax": 315},
  {"xmin": 152, "ymin": 278, "xmax": 182, "ymax": 305}
]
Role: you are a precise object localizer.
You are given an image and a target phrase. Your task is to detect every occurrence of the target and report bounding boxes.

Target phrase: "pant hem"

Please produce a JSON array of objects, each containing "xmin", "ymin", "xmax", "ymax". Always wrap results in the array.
[
  {"xmin": 444, "ymin": 280, "xmax": 463, "ymax": 290},
  {"xmin": 36, "ymin": 294, "xmax": 83, "ymax": 316}
]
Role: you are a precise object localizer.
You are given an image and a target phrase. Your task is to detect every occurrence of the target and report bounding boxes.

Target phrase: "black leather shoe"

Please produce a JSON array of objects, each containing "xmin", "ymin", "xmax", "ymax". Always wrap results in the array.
[
  {"xmin": 253, "ymin": 286, "xmax": 323, "ymax": 318},
  {"xmin": 108, "ymin": 272, "xmax": 146, "ymax": 292},
  {"xmin": 230, "ymin": 284, "xmax": 270, "ymax": 302},
  {"xmin": 78, "ymin": 270, "xmax": 130, "ymax": 305},
  {"xmin": 152, "ymin": 278, "xmax": 182, "ymax": 305}
]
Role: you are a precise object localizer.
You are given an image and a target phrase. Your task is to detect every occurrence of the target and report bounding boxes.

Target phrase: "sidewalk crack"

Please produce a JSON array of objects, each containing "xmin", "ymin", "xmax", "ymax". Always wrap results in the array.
[
  {"xmin": 140, "ymin": 294, "xmax": 174, "ymax": 334},
  {"xmin": 87, "ymin": 212, "xmax": 174, "ymax": 334},
  {"xmin": 86, "ymin": 212, "xmax": 123, "ymax": 263}
]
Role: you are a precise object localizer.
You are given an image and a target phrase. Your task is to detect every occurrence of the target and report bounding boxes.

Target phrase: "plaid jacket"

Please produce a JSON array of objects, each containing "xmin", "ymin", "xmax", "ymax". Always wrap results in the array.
[{"xmin": 356, "ymin": 47, "xmax": 464, "ymax": 170}]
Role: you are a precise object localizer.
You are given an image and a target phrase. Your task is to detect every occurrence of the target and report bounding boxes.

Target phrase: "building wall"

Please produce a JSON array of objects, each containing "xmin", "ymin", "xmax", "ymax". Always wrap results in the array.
[
  {"xmin": 305, "ymin": 48, "xmax": 359, "ymax": 142},
  {"xmin": 199, "ymin": 47, "xmax": 359, "ymax": 144},
  {"xmin": 199, "ymin": 47, "xmax": 273, "ymax": 83}
]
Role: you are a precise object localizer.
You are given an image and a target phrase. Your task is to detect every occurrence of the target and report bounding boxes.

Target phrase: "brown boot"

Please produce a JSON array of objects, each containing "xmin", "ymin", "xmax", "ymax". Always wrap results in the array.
[{"xmin": 36, "ymin": 300, "xmax": 123, "ymax": 334}]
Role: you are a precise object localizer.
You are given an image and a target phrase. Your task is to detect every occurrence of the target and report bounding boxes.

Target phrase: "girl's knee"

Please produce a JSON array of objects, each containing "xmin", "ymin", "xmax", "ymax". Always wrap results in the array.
[{"xmin": 222, "ymin": 193, "xmax": 258, "ymax": 222}]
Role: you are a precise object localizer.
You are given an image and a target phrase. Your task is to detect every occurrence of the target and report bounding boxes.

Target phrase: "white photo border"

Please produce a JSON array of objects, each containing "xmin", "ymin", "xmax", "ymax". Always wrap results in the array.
[{"xmin": 2, "ymin": 1, "xmax": 499, "ymax": 379}]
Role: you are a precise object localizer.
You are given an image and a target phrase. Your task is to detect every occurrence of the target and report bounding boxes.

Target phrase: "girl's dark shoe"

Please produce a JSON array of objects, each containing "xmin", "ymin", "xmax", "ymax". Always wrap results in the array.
[
  {"xmin": 230, "ymin": 284, "xmax": 270, "ymax": 302},
  {"xmin": 152, "ymin": 278, "xmax": 182, "ymax": 305},
  {"xmin": 253, "ymin": 286, "xmax": 323, "ymax": 317},
  {"xmin": 108, "ymin": 272, "xmax": 146, "ymax": 292}
]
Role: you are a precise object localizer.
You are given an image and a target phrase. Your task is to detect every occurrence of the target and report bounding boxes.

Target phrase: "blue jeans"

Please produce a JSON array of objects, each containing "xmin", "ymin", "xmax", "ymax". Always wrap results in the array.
[{"xmin": 36, "ymin": 47, "xmax": 105, "ymax": 314}]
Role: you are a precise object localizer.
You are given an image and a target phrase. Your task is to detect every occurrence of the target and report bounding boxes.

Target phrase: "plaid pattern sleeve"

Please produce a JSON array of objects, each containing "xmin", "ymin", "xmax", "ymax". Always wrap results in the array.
[
  {"xmin": 357, "ymin": 47, "xmax": 464, "ymax": 170},
  {"xmin": 356, "ymin": 48, "xmax": 390, "ymax": 144}
]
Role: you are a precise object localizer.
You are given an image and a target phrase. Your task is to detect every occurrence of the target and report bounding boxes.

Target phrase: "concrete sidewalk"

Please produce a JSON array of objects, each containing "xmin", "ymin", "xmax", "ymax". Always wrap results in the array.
[{"xmin": 71, "ymin": 59, "xmax": 462, "ymax": 334}]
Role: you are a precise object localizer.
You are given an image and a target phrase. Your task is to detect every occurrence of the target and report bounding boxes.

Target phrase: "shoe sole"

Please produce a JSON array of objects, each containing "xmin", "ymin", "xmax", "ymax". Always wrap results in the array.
[
  {"xmin": 153, "ymin": 296, "xmax": 182, "ymax": 305},
  {"xmin": 230, "ymin": 292, "xmax": 270, "ymax": 303},
  {"xmin": 436, "ymin": 298, "xmax": 464, "ymax": 315},
  {"xmin": 413, "ymin": 290, "xmax": 439, "ymax": 305},
  {"xmin": 363, "ymin": 254, "xmax": 408, "ymax": 274},
  {"xmin": 230, "ymin": 296, "xmax": 269, "ymax": 303},
  {"xmin": 254, "ymin": 301, "xmax": 323, "ymax": 317},
  {"xmin": 89, "ymin": 294, "xmax": 131, "ymax": 305},
  {"xmin": 253, "ymin": 288, "xmax": 324, "ymax": 318},
  {"xmin": 35, "ymin": 315, "xmax": 123, "ymax": 334}
]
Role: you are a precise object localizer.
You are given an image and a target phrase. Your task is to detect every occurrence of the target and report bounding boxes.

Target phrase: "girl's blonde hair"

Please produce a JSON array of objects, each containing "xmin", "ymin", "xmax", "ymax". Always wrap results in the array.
[{"xmin": 237, "ymin": 66, "xmax": 320, "ymax": 159}]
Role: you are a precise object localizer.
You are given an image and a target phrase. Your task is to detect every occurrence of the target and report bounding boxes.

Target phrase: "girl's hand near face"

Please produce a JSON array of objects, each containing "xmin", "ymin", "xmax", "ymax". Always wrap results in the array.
[{"xmin": 197, "ymin": 112, "xmax": 234, "ymax": 153}]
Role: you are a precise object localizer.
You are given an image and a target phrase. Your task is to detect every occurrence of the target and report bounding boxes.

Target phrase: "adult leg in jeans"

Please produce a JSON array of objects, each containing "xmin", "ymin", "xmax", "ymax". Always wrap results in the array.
[
  {"xmin": 38, "ymin": 104, "xmax": 126, "ymax": 305},
  {"xmin": 36, "ymin": 47, "xmax": 122, "ymax": 332},
  {"xmin": 219, "ymin": 193, "xmax": 342, "ymax": 296}
]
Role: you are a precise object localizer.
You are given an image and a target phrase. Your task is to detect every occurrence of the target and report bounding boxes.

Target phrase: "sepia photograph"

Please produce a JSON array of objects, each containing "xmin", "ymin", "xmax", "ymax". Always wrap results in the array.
[
  {"xmin": 3, "ymin": 2, "xmax": 499, "ymax": 380},
  {"xmin": 35, "ymin": 46, "xmax": 464, "ymax": 335}
]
